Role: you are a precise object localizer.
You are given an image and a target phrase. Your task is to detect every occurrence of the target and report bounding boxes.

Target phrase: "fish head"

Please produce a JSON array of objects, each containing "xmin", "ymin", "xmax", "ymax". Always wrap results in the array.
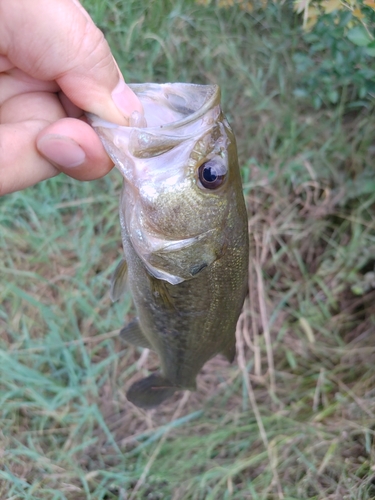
[{"xmin": 89, "ymin": 83, "xmax": 244, "ymax": 285}]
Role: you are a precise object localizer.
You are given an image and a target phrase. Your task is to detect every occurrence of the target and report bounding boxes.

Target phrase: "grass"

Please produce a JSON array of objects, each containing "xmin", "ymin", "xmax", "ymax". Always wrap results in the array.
[{"xmin": 1, "ymin": 0, "xmax": 375, "ymax": 498}]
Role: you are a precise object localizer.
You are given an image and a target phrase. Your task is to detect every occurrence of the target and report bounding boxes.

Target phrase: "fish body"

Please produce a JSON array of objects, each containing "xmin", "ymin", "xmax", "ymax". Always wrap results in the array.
[{"xmin": 89, "ymin": 83, "xmax": 248, "ymax": 409}]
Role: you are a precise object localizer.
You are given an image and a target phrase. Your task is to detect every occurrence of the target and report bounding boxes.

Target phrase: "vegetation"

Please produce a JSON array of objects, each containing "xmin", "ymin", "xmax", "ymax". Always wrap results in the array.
[{"xmin": 1, "ymin": 0, "xmax": 375, "ymax": 498}]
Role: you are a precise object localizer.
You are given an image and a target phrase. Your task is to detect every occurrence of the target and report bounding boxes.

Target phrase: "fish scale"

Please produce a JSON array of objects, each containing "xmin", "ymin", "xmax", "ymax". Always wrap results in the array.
[{"xmin": 88, "ymin": 83, "xmax": 249, "ymax": 409}]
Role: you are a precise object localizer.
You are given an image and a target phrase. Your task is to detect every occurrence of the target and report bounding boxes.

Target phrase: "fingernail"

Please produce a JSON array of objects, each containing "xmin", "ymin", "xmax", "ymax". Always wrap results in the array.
[
  {"xmin": 112, "ymin": 78, "xmax": 142, "ymax": 118},
  {"xmin": 37, "ymin": 135, "xmax": 86, "ymax": 168}
]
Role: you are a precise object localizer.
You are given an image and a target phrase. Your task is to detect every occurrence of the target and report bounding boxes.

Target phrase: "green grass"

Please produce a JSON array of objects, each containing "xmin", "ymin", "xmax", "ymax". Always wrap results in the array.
[{"xmin": 1, "ymin": 0, "xmax": 375, "ymax": 498}]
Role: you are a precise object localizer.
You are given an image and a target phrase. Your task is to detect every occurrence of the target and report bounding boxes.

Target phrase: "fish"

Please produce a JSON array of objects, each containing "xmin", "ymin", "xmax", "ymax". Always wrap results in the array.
[{"xmin": 88, "ymin": 83, "xmax": 249, "ymax": 409}]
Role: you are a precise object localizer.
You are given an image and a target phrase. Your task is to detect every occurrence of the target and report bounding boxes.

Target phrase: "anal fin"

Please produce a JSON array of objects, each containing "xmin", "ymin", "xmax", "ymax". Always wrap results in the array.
[
  {"xmin": 127, "ymin": 372, "xmax": 177, "ymax": 409},
  {"xmin": 120, "ymin": 319, "xmax": 152, "ymax": 349}
]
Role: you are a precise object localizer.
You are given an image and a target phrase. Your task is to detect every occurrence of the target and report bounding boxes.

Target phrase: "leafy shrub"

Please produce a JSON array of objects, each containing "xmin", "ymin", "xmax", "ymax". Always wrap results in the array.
[
  {"xmin": 293, "ymin": 10, "xmax": 375, "ymax": 108},
  {"xmin": 198, "ymin": 0, "xmax": 375, "ymax": 108}
]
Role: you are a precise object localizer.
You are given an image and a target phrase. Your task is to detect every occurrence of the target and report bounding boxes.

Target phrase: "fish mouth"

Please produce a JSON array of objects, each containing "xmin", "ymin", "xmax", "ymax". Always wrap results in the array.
[
  {"xmin": 87, "ymin": 83, "xmax": 224, "ymax": 187},
  {"xmin": 127, "ymin": 83, "xmax": 221, "ymax": 129},
  {"xmin": 87, "ymin": 83, "xmax": 220, "ymax": 132}
]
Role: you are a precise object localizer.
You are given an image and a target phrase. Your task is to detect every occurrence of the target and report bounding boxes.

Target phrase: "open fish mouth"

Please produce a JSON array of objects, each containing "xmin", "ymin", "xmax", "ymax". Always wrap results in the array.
[
  {"xmin": 86, "ymin": 83, "xmax": 222, "ymax": 182},
  {"xmin": 88, "ymin": 82, "xmax": 220, "ymax": 129}
]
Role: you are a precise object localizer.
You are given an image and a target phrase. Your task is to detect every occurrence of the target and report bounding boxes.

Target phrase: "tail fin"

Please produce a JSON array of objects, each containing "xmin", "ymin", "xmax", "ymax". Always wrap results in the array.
[{"xmin": 127, "ymin": 373, "xmax": 177, "ymax": 409}]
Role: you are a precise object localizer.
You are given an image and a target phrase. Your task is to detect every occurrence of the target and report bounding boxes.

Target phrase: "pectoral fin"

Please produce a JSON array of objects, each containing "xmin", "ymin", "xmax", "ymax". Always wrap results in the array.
[
  {"xmin": 222, "ymin": 341, "xmax": 236, "ymax": 363},
  {"xmin": 110, "ymin": 259, "xmax": 128, "ymax": 302},
  {"xmin": 148, "ymin": 274, "xmax": 175, "ymax": 309},
  {"xmin": 120, "ymin": 319, "xmax": 152, "ymax": 349},
  {"xmin": 127, "ymin": 373, "xmax": 178, "ymax": 409}
]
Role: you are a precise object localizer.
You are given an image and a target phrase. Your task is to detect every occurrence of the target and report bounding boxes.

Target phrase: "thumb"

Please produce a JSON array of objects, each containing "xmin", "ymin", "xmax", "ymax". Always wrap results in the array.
[{"xmin": 0, "ymin": 0, "xmax": 142, "ymax": 124}]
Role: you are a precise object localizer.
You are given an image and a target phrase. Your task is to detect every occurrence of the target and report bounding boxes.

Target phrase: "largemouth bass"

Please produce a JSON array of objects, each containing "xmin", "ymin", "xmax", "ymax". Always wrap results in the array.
[{"xmin": 89, "ymin": 83, "xmax": 248, "ymax": 409}]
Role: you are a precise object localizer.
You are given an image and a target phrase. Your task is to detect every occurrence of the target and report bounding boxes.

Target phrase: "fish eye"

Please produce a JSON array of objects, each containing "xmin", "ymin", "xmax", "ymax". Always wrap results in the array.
[{"xmin": 198, "ymin": 159, "xmax": 227, "ymax": 190}]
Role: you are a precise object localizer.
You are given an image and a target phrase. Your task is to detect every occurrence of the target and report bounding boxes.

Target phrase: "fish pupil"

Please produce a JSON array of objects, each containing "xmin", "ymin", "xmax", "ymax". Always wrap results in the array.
[{"xmin": 203, "ymin": 165, "xmax": 217, "ymax": 183}]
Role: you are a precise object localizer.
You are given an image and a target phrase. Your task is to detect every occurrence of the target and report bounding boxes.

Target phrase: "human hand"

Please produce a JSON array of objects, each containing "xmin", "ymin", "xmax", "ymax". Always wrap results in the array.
[{"xmin": 0, "ymin": 0, "xmax": 143, "ymax": 195}]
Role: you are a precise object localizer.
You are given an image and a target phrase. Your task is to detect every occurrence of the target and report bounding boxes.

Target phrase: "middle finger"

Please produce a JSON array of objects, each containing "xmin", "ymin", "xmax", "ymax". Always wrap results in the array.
[{"xmin": 0, "ymin": 67, "xmax": 59, "ymax": 107}]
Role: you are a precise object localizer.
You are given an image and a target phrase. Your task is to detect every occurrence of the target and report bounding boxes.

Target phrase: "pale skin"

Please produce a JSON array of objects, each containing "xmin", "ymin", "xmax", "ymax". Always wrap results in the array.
[{"xmin": 0, "ymin": 0, "xmax": 143, "ymax": 195}]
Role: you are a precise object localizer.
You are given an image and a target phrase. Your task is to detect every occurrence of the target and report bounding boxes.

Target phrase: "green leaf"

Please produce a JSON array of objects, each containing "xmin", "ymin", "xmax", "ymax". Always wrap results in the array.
[
  {"xmin": 313, "ymin": 95, "xmax": 322, "ymax": 109},
  {"xmin": 347, "ymin": 26, "xmax": 372, "ymax": 47},
  {"xmin": 328, "ymin": 90, "xmax": 339, "ymax": 103},
  {"xmin": 365, "ymin": 39, "xmax": 375, "ymax": 56}
]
